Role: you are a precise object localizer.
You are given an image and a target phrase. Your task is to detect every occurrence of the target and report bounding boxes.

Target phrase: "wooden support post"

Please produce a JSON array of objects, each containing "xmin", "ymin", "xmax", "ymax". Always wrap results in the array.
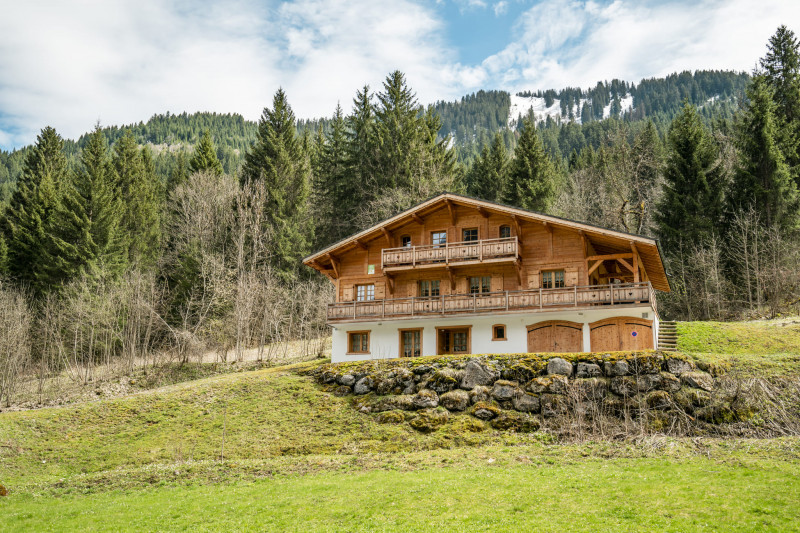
[
  {"xmin": 411, "ymin": 213, "xmax": 424, "ymax": 225},
  {"xmin": 327, "ymin": 254, "xmax": 340, "ymax": 279},
  {"xmin": 446, "ymin": 267, "xmax": 456, "ymax": 291},
  {"xmin": 381, "ymin": 227, "xmax": 393, "ymax": 246},
  {"xmin": 445, "ymin": 199, "xmax": 456, "ymax": 225}
]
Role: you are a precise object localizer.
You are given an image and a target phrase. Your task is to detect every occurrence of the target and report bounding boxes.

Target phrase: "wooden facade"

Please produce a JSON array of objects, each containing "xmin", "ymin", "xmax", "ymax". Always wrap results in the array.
[{"xmin": 303, "ymin": 193, "xmax": 669, "ymax": 359}]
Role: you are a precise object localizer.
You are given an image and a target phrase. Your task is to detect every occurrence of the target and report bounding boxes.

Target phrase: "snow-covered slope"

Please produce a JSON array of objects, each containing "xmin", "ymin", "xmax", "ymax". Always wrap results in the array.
[{"xmin": 508, "ymin": 93, "xmax": 634, "ymax": 127}]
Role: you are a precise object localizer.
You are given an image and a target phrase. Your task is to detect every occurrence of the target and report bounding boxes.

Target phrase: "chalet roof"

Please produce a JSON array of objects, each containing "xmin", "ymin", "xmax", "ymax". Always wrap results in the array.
[{"xmin": 303, "ymin": 192, "xmax": 670, "ymax": 292}]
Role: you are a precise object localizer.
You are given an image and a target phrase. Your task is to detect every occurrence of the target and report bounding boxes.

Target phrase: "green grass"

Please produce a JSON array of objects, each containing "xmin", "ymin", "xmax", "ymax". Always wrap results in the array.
[
  {"xmin": 677, "ymin": 320, "xmax": 800, "ymax": 376},
  {"xmin": 3, "ymin": 442, "xmax": 800, "ymax": 532}
]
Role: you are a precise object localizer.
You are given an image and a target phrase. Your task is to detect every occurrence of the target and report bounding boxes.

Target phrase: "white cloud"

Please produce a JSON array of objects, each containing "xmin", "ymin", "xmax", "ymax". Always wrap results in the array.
[{"xmin": 493, "ymin": 2, "xmax": 509, "ymax": 16}]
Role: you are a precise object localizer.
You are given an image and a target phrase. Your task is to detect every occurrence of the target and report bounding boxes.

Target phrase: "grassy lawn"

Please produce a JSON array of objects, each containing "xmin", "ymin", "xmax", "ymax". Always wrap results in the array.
[
  {"xmin": 677, "ymin": 320, "xmax": 800, "ymax": 376},
  {"xmin": 3, "ymin": 445, "xmax": 800, "ymax": 532}
]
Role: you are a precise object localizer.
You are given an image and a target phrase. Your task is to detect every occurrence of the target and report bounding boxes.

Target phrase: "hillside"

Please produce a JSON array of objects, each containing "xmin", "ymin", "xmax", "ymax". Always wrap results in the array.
[{"xmin": 1, "ymin": 319, "xmax": 799, "ymax": 530}]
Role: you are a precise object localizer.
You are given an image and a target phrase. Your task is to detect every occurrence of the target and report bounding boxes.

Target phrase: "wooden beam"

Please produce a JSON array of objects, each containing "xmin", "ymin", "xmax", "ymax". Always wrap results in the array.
[
  {"xmin": 588, "ymin": 259, "xmax": 604, "ymax": 276},
  {"xmin": 617, "ymin": 257, "xmax": 634, "ymax": 273},
  {"xmin": 512, "ymin": 215, "xmax": 522, "ymax": 236},
  {"xmin": 385, "ymin": 273, "xmax": 395, "ymax": 295},
  {"xmin": 445, "ymin": 199, "xmax": 457, "ymax": 225},
  {"xmin": 515, "ymin": 260, "xmax": 523, "ymax": 286},
  {"xmin": 446, "ymin": 266, "xmax": 456, "ymax": 291},
  {"xmin": 543, "ymin": 221, "xmax": 553, "ymax": 257},
  {"xmin": 326, "ymin": 254, "xmax": 340, "ymax": 279},
  {"xmin": 631, "ymin": 241, "xmax": 645, "ymax": 283},
  {"xmin": 411, "ymin": 213, "xmax": 424, "ymax": 225},
  {"xmin": 381, "ymin": 227, "xmax": 393, "ymax": 246},
  {"xmin": 477, "ymin": 206, "xmax": 490, "ymax": 219},
  {"xmin": 585, "ymin": 253, "xmax": 633, "ymax": 262},
  {"xmin": 354, "ymin": 239, "xmax": 368, "ymax": 251},
  {"xmin": 580, "ymin": 231, "xmax": 589, "ymax": 285}
]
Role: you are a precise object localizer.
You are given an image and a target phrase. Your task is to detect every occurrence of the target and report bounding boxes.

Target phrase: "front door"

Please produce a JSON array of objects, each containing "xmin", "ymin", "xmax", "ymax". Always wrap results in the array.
[{"xmin": 437, "ymin": 327, "xmax": 470, "ymax": 355}]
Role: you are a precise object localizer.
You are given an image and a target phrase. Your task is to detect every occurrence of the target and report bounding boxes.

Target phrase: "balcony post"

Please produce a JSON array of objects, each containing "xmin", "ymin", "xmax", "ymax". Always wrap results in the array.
[
  {"xmin": 574, "ymin": 285, "xmax": 578, "ymax": 307},
  {"xmin": 411, "ymin": 296, "xmax": 415, "ymax": 317},
  {"xmin": 353, "ymin": 300, "xmax": 357, "ymax": 319},
  {"xmin": 611, "ymin": 285, "xmax": 615, "ymax": 306},
  {"xmin": 539, "ymin": 287, "xmax": 543, "ymax": 309},
  {"xmin": 412, "ymin": 246, "xmax": 416, "ymax": 267},
  {"xmin": 382, "ymin": 299, "xmax": 386, "ymax": 319},
  {"xmin": 505, "ymin": 291, "xmax": 509, "ymax": 311}
]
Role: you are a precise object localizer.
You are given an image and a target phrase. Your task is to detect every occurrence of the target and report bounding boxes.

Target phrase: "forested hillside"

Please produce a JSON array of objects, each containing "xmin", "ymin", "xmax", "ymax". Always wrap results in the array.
[{"xmin": 0, "ymin": 27, "xmax": 798, "ymax": 408}]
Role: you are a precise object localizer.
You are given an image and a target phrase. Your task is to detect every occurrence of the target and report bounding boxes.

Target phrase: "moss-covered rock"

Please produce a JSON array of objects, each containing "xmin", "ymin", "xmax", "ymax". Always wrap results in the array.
[
  {"xmin": 659, "ymin": 372, "xmax": 681, "ymax": 392},
  {"xmin": 490, "ymin": 380, "xmax": 519, "ymax": 401},
  {"xmin": 440, "ymin": 389, "xmax": 470, "ymax": 411},
  {"xmin": 571, "ymin": 378, "xmax": 608, "ymax": 400},
  {"xmin": 471, "ymin": 401, "xmax": 502, "ymax": 420},
  {"xmin": 681, "ymin": 372, "xmax": 715, "ymax": 392},
  {"xmin": 491, "ymin": 411, "xmax": 540, "ymax": 432},
  {"xmin": 428, "ymin": 369, "xmax": 461, "ymax": 394},
  {"xmin": 540, "ymin": 394, "xmax": 568, "ymax": 418},
  {"xmin": 469, "ymin": 385, "xmax": 491, "ymax": 405},
  {"xmin": 526, "ymin": 375, "xmax": 568, "ymax": 395},
  {"xmin": 409, "ymin": 407, "xmax": 450, "ymax": 432},
  {"xmin": 645, "ymin": 390, "xmax": 672, "ymax": 410},
  {"xmin": 512, "ymin": 391, "xmax": 540, "ymax": 413},
  {"xmin": 376, "ymin": 410, "xmax": 406, "ymax": 424},
  {"xmin": 411, "ymin": 389, "xmax": 439, "ymax": 409}
]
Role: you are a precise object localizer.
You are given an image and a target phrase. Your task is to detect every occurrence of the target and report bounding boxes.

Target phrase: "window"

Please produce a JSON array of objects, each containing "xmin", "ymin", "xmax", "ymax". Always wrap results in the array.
[
  {"xmin": 452, "ymin": 332, "xmax": 468, "ymax": 352},
  {"xmin": 400, "ymin": 329, "xmax": 422, "ymax": 357},
  {"xmin": 462, "ymin": 228, "xmax": 478, "ymax": 242},
  {"xmin": 492, "ymin": 324, "xmax": 507, "ymax": 341},
  {"xmin": 401, "ymin": 235, "xmax": 411, "ymax": 248},
  {"xmin": 356, "ymin": 284, "xmax": 375, "ymax": 301},
  {"xmin": 431, "ymin": 231, "xmax": 447, "ymax": 247},
  {"xmin": 348, "ymin": 331, "xmax": 370, "ymax": 354},
  {"xmin": 541, "ymin": 270, "xmax": 565, "ymax": 289},
  {"xmin": 499, "ymin": 225, "xmax": 511, "ymax": 239},
  {"xmin": 418, "ymin": 280, "xmax": 440, "ymax": 297},
  {"xmin": 469, "ymin": 276, "xmax": 491, "ymax": 294}
]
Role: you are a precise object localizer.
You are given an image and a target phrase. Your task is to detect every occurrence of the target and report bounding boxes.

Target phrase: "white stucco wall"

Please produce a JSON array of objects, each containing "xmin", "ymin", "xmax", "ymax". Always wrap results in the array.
[{"xmin": 330, "ymin": 306, "xmax": 658, "ymax": 363}]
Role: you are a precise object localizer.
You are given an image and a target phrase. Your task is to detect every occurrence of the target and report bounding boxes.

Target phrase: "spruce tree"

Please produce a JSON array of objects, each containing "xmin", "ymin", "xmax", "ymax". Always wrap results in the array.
[
  {"xmin": 241, "ymin": 89, "xmax": 313, "ymax": 279},
  {"xmin": 728, "ymin": 76, "xmax": 799, "ymax": 230},
  {"xmin": 188, "ymin": 129, "xmax": 223, "ymax": 176},
  {"xmin": 655, "ymin": 103, "xmax": 725, "ymax": 253},
  {"xmin": 467, "ymin": 132, "xmax": 507, "ymax": 202},
  {"xmin": 2, "ymin": 126, "xmax": 67, "ymax": 293},
  {"xmin": 112, "ymin": 131, "xmax": 161, "ymax": 267},
  {"xmin": 316, "ymin": 104, "xmax": 354, "ymax": 246},
  {"xmin": 168, "ymin": 150, "xmax": 189, "ymax": 192},
  {"xmin": 502, "ymin": 117, "xmax": 559, "ymax": 211},
  {"xmin": 44, "ymin": 127, "xmax": 127, "ymax": 285}
]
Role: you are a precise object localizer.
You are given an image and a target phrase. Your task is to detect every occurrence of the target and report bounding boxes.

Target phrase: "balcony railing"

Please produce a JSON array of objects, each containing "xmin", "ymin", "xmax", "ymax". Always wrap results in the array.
[
  {"xmin": 381, "ymin": 237, "xmax": 519, "ymax": 271},
  {"xmin": 327, "ymin": 282, "xmax": 656, "ymax": 322}
]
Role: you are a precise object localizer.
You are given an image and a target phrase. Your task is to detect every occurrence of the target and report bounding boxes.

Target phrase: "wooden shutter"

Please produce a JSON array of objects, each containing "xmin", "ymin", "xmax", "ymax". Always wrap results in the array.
[
  {"xmin": 375, "ymin": 281, "xmax": 385, "ymax": 299},
  {"xmin": 342, "ymin": 285, "xmax": 354, "ymax": 301},
  {"xmin": 491, "ymin": 274, "xmax": 503, "ymax": 292},
  {"xmin": 565, "ymin": 267, "xmax": 579, "ymax": 287}
]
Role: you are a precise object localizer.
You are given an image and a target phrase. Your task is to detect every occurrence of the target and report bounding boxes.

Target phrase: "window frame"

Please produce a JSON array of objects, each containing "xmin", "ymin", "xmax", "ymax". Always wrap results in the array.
[
  {"xmin": 499, "ymin": 225, "xmax": 511, "ymax": 239},
  {"xmin": 347, "ymin": 330, "xmax": 371, "ymax": 354},
  {"xmin": 399, "ymin": 328, "xmax": 423, "ymax": 358},
  {"xmin": 431, "ymin": 230, "xmax": 447, "ymax": 248},
  {"xmin": 492, "ymin": 324, "xmax": 507, "ymax": 341},
  {"xmin": 400, "ymin": 235, "xmax": 412, "ymax": 248},
  {"xmin": 541, "ymin": 270, "xmax": 565, "ymax": 289},
  {"xmin": 356, "ymin": 284, "xmax": 375, "ymax": 301},
  {"xmin": 462, "ymin": 227, "xmax": 479, "ymax": 242},
  {"xmin": 469, "ymin": 275, "xmax": 492, "ymax": 294},
  {"xmin": 418, "ymin": 279, "xmax": 441, "ymax": 297}
]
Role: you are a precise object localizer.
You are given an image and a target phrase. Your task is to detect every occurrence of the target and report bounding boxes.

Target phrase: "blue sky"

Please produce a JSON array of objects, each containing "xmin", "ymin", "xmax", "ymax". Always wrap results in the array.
[{"xmin": 1, "ymin": 0, "xmax": 799, "ymax": 150}]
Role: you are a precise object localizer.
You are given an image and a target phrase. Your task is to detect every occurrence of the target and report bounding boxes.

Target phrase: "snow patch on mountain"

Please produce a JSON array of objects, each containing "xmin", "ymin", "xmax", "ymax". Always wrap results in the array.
[
  {"xmin": 508, "ymin": 93, "xmax": 634, "ymax": 127},
  {"xmin": 602, "ymin": 95, "xmax": 634, "ymax": 119}
]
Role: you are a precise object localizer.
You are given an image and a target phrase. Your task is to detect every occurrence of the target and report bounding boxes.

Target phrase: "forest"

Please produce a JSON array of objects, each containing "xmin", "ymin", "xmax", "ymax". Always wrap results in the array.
[{"xmin": 0, "ymin": 27, "xmax": 798, "ymax": 407}]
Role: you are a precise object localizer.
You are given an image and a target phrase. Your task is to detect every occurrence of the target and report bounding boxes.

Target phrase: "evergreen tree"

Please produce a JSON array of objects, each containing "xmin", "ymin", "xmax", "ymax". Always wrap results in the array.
[
  {"xmin": 467, "ymin": 132, "xmax": 507, "ymax": 201},
  {"xmin": 241, "ymin": 89, "xmax": 313, "ymax": 278},
  {"xmin": 502, "ymin": 117, "xmax": 559, "ymax": 211},
  {"xmin": 315, "ymin": 104, "xmax": 354, "ymax": 246},
  {"xmin": 168, "ymin": 150, "xmax": 189, "ymax": 192},
  {"xmin": 188, "ymin": 129, "xmax": 223, "ymax": 176},
  {"xmin": 655, "ymin": 103, "xmax": 725, "ymax": 253},
  {"xmin": 44, "ymin": 127, "xmax": 127, "ymax": 285},
  {"xmin": 728, "ymin": 76, "xmax": 799, "ymax": 229},
  {"xmin": 760, "ymin": 25, "xmax": 800, "ymax": 125},
  {"xmin": 113, "ymin": 131, "xmax": 161, "ymax": 267},
  {"xmin": 2, "ymin": 126, "xmax": 67, "ymax": 293}
]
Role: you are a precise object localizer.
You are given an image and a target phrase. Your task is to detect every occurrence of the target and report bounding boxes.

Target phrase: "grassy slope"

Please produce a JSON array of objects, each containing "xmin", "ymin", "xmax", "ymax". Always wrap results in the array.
[
  {"xmin": 677, "ymin": 320, "xmax": 800, "ymax": 376},
  {"xmin": 1, "ymin": 319, "xmax": 799, "ymax": 531}
]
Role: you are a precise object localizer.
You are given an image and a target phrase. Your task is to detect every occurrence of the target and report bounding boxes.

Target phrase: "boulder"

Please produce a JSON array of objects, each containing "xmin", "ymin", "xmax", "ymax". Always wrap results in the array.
[
  {"xmin": 353, "ymin": 376, "xmax": 374, "ymax": 395},
  {"xmin": 374, "ymin": 394, "xmax": 416, "ymax": 412},
  {"xmin": 490, "ymin": 380, "xmax": 520, "ymax": 401},
  {"xmin": 333, "ymin": 385, "xmax": 352, "ymax": 397},
  {"xmin": 637, "ymin": 373, "xmax": 663, "ymax": 393},
  {"xmin": 411, "ymin": 389, "xmax": 439, "ymax": 409},
  {"xmin": 469, "ymin": 385, "xmax": 491, "ymax": 405},
  {"xmin": 674, "ymin": 388, "xmax": 712, "ymax": 410},
  {"xmin": 604, "ymin": 360, "xmax": 630, "ymax": 377},
  {"xmin": 376, "ymin": 410, "xmax": 406, "ymax": 424},
  {"xmin": 681, "ymin": 372, "xmax": 714, "ymax": 392},
  {"xmin": 571, "ymin": 378, "xmax": 608, "ymax": 400},
  {"xmin": 409, "ymin": 408, "xmax": 450, "ymax": 432},
  {"xmin": 659, "ymin": 372, "xmax": 681, "ymax": 392},
  {"xmin": 666, "ymin": 357, "xmax": 694, "ymax": 375},
  {"xmin": 460, "ymin": 360, "xmax": 498, "ymax": 389},
  {"xmin": 375, "ymin": 377, "xmax": 398, "ymax": 395},
  {"xmin": 610, "ymin": 376, "xmax": 637, "ymax": 397},
  {"xmin": 540, "ymin": 394, "xmax": 568, "ymax": 418},
  {"xmin": 428, "ymin": 369, "xmax": 461, "ymax": 394},
  {"xmin": 547, "ymin": 357, "xmax": 573, "ymax": 377},
  {"xmin": 440, "ymin": 389, "xmax": 470, "ymax": 412},
  {"xmin": 576, "ymin": 362, "xmax": 602, "ymax": 378},
  {"xmin": 512, "ymin": 391, "xmax": 540, "ymax": 413},
  {"xmin": 526, "ymin": 375, "xmax": 568, "ymax": 395},
  {"xmin": 644, "ymin": 390, "xmax": 672, "ymax": 410},
  {"xmin": 336, "ymin": 374, "xmax": 355, "ymax": 387},
  {"xmin": 471, "ymin": 401, "xmax": 501, "ymax": 420},
  {"xmin": 491, "ymin": 411, "xmax": 540, "ymax": 432}
]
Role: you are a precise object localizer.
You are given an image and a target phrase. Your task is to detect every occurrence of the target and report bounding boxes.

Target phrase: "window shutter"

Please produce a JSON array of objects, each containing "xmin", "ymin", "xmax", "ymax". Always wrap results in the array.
[
  {"xmin": 565, "ymin": 268, "xmax": 579, "ymax": 287},
  {"xmin": 491, "ymin": 274, "xmax": 503, "ymax": 292},
  {"xmin": 342, "ymin": 285, "xmax": 354, "ymax": 301},
  {"xmin": 528, "ymin": 270, "xmax": 540, "ymax": 289},
  {"xmin": 375, "ymin": 281, "xmax": 386, "ymax": 299}
]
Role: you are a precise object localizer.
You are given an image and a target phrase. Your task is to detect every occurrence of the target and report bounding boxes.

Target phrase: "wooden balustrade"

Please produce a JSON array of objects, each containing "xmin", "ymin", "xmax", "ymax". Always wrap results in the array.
[
  {"xmin": 327, "ymin": 282, "xmax": 655, "ymax": 322},
  {"xmin": 381, "ymin": 237, "xmax": 519, "ymax": 271}
]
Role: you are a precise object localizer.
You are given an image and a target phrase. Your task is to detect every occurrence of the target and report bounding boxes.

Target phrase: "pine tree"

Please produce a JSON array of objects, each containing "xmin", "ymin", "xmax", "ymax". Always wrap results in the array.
[
  {"xmin": 315, "ymin": 104, "xmax": 354, "ymax": 246},
  {"xmin": 655, "ymin": 103, "xmax": 725, "ymax": 253},
  {"xmin": 168, "ymin": 150, "xmax": 189, "ymax": 192},
  {"xmin": 760, "ymin": 25, "xmax": 800, "ymax": 125},
  {"xmin": 2, "ymin": 126, "xmax": 67, "ymax": 293},
  {"xmin": 728, "ymin": 76, "xmax": 799, "ymax": 229},
  {"xmin": 112, "ymin": 131, "xmax": 161, "ymax": 267},
  {"xmin": 502, "ymin": 117, "xmax": 559, "ymax": 211},
  {"xmin": 467, "ymin": 132, "xmax": 507, "ymax": 201},
  {"xmin": 188, "ymin": 129, "xmax": 223, "ymax": 176},
  {"xmin": 241, "ymin": 89, "xmax": 313, "ymax": 278},
  {"xmin": 44, "ymin": 127, "xmax": 127, "ymax": 285}
]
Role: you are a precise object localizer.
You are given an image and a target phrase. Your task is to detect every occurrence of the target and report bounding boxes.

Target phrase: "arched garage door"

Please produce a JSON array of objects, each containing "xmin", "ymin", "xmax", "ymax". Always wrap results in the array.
[
  {"xmin": 589, "ymin": 317, "xmax": 653, "ymax": 352},
  {"xmin": 527, "ymin": 321, "xmax": 583, "ymax": 353}
]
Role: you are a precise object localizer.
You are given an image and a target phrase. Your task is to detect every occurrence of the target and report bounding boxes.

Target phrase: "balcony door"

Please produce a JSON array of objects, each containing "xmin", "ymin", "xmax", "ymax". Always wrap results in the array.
[
  {"xmin": 437, "ymin": 326, "xmax": 471, "ymax": 355},
  {"xmin": 400, "ymin": 328, "xmax": 422, "ymax": 358}
]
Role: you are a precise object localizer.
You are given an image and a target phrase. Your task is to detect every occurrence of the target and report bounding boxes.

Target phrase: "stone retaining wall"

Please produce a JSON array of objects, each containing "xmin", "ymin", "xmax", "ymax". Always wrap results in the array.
[{"xmin": 310, "ymin": 351, "xmax": 750, "ymax": 433}]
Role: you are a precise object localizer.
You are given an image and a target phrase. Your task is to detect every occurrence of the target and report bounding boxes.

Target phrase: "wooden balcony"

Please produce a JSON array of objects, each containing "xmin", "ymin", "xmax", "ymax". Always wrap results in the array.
[
  {"xmin": 327, "ymin": 282, "xmax": 656, "ymax": 323},
  {"xmin": 381, "ymin": 237, "xmax": 519, "ymax": 272}
]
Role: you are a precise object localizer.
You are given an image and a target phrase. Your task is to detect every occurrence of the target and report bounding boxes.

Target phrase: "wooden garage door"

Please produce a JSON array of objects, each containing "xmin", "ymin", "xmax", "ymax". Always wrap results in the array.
[
  {"xmin": 589, "ymin": 317, "xmax": 653, "ymax": 351},
  {"xmin": 527, "ymin": 321, "xmax": 583, "ymax": 353}
]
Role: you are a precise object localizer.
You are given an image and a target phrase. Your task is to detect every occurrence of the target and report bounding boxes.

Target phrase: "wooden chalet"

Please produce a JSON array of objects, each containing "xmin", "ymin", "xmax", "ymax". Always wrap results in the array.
[{"xmin": 303, "ymin": 193, "xmax": 670, "ymax": 362}]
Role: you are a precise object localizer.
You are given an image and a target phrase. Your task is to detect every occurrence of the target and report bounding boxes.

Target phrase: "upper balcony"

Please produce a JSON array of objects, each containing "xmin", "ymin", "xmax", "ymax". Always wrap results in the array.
[{"xmin": 381, "ymin": 237, "xmax": 519, "ymax": 272}]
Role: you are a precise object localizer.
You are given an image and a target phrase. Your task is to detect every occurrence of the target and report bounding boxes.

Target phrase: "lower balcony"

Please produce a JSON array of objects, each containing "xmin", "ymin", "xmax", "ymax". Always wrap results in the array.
[{"xmin": 327, "ymin": 282, "xmax": 656, "ymax": 323}]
